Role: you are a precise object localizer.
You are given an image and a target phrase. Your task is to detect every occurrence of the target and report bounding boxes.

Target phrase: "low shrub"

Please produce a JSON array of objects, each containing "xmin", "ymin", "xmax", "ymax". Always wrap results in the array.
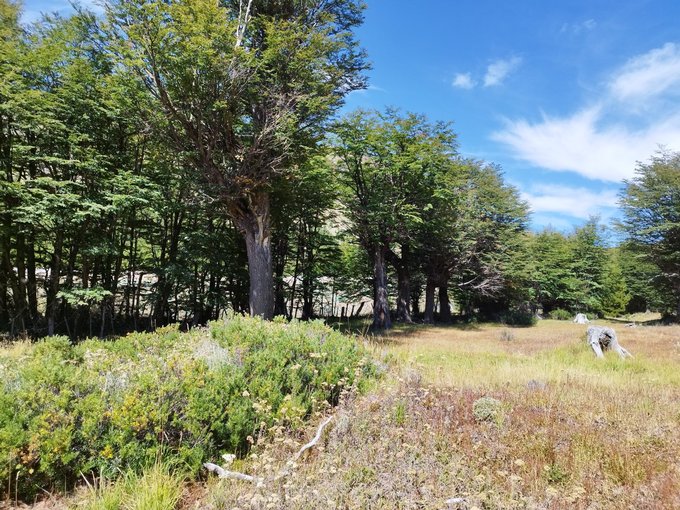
[
  {"xmin": 499, "ymin": 308, "xmax": 537, "ymax": 326},
  {"xmin": 548, "ymin": 309, "xmax": 573, "ymax": 321},
  {"xmin": 472, "ymin": 396, "xmax": 503, "ymax": 424},
  {"xmin": 0, "ymin": 316, "xmax": 375, "ymax": 500}
]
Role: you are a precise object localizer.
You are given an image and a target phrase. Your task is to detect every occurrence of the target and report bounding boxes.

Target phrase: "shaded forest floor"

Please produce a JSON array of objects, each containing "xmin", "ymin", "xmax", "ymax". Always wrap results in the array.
[{"xmin": 15, "ymin": 319, "xmax": 680, "ymax": 509}]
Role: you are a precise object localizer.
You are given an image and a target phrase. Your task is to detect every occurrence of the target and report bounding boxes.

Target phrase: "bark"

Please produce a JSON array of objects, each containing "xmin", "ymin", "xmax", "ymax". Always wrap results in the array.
[
  {"xmin": 387, "ymin": 245, "xmax": 412, "ymax": 323},
  {"xmin": 424, "ymin": 277, "xmax": 436, "ymax": 323},
  {"xmin": 371, "ymin": 245, "xmax": 391, "ymax": 330},
  {"xmin": 233, "ymin": 192, "xmax": 274, "ymax": 320},
  {"xmin": 395, "ymin": 266, "xmax": 412, "ymax": 323},
  {"xmin": 439, "ymin": 284, "xmax": 452, "ymax": 322}
]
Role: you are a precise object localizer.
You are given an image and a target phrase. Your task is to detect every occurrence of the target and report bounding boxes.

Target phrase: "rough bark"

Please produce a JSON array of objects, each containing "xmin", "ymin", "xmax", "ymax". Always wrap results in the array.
[
  {"xmin": 233, "ymin": 192, "xmax": 274, "ymax": 320},
  {"xmin": 439, "ymin": 285, "xmax": 452, "ymax": 322},
  {"xmin": 371, "ymin": 245, "xmax": 392, "ymax": 330}
]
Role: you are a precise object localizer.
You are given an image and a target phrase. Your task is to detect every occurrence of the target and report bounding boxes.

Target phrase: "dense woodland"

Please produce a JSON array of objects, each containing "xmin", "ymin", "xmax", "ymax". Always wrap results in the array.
[{"xmin": 1, "ymin": 0, "xmax": 679, "ymax": 339}]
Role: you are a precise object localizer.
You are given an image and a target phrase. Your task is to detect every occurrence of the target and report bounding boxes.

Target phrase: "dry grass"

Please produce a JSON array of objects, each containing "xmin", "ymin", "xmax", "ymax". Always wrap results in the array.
[
  {"xmin": 16, "ymin": 320, "xmax": 680, "ymax": 509},
  {"xmin": 204, "ymin": 320, "xmax": 680, "ymax": 509}
]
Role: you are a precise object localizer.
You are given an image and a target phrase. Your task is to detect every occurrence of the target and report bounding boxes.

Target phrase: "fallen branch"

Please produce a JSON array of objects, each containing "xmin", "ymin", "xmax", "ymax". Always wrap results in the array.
[
  {"xmin": 203, "ymin": 414, "xmax": 334, "ymax": 485},
  {"xmin": 202, "ymin": 464, "xmax": 260, "ymax": 484}
]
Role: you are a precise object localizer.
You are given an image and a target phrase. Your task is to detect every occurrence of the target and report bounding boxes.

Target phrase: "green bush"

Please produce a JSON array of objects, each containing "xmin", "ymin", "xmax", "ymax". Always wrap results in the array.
[
  {"xmin": 0, "ymin": 317, "xmax": 375, "ymax": 499},
  {"xmin": 548, "ymin": 309, "xmax": 572, "ymax": 321},
  {"xmin": 499, "ymin": 308, "xmax": 537, "ymax": 326}
]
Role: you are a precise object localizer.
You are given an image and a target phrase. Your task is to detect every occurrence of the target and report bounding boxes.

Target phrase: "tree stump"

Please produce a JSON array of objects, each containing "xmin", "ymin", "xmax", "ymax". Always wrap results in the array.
[
  {"xmin": 573, "ymin": 313, "xmax": 589, "ymax": 324},
  {"xmin": 586, "ymin": 326, "xmax": 632, "ymax": 359}
]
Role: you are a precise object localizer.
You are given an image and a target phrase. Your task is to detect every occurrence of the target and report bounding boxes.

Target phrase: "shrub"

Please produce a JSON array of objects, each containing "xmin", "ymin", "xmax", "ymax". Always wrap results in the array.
[
  {"xmin": 472, "ymin": 396, "xmax": 503, "ymax": 424},
  {"xmin": 499, "ymin": 308, "xmax": 537, "ymax": 326},
  {"xmin": 548, "ymin": 309, "xmax": 572, "ymax": 321},
  {"xmin": 0, "ymin": 317, "xmax": 375, "ymax": 500}
]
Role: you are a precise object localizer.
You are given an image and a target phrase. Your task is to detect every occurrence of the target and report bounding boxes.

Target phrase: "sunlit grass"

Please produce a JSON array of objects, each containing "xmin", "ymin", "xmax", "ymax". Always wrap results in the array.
[{"xmin": 382, "ymin": 319, "xmax": 680, "ymax": 388}]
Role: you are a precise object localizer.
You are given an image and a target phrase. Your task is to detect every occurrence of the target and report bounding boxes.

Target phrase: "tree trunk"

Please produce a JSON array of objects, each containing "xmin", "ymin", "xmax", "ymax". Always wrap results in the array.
[
  {"xmin": 387, "ymin": 245, "xmax": 412, "ymax": 323},
  {"xmin": 424, "ymin": 277, "xmax": 436, "ymax": 323},
  {"xmin": 371, "ymin": 245, "xmax": 391, "ymax": 330},
  {"xmin": 47, "ymin": 231, "xmax": 64, "ymax": 336},
  {"xmin": 234, "ymin": 192, "xmax": 274, "ymax": 320},
  {"xmin": 439, "ymin": 284, "xmax": 452, "ymax": 322},
  {"xmin": 395, "ymin": 266, "xmax": 412, "ymax": 323}
]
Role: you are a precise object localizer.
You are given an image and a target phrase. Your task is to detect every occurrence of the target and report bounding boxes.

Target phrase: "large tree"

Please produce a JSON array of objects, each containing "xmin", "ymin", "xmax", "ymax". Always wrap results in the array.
[
  {"xmin": 620, "ymin": 150, "xmax": 680, "ymax": 318},
  {"xmin": 332, "ymin": 109, "xmax": 457, "ymax": 329},
  {"xmin": 106, "ymin": 0, "xmax": 367, "ymax": 319}
]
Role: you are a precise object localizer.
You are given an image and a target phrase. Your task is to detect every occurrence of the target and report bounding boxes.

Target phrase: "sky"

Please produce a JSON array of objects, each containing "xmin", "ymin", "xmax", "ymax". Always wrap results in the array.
[{"xmin": 21, "ymin": 0, "xmax": 680, "ymax": 231}]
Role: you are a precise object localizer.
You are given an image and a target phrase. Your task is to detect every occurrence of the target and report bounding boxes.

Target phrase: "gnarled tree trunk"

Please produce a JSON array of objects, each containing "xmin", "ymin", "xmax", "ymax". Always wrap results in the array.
[{"xmin": 233, "ymin": 192, "xmax": 274, "ymax": 320}]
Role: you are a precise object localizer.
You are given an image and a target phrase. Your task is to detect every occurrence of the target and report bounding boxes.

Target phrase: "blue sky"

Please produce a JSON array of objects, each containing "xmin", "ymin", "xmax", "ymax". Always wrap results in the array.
[{"xmin": 22, "ymin": 0, "xmax": 680, "ymax": 231}]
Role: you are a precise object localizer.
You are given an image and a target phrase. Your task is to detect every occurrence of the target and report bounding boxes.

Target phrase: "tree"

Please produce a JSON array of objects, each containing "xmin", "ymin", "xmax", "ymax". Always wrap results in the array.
[
  {"xmin": 620, "ymin": 150, "xmax": 680, "ymax": 318},
  {"xmin": 418, "ymin": 159, "xmax": 528, "ymax": 322},
  {"xmin": 106, "ymin": 0, "xmax": 367, "ymax": 319},
  {"xmin": 332, "ymin": 109, "xmax": 457, "ymax": 329}
]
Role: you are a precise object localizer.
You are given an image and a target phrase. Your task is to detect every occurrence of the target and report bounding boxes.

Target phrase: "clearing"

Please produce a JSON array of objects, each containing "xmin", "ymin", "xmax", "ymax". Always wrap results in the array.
[{"xmin": 206, "ymin": 319, "xmax": 680, "ymax": 509}]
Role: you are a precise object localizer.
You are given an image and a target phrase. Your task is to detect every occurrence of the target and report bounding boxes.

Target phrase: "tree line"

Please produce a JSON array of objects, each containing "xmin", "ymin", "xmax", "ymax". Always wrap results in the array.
[{"xmin": 1, "ymin": 0, "xmax": 678, "ymax": 338}]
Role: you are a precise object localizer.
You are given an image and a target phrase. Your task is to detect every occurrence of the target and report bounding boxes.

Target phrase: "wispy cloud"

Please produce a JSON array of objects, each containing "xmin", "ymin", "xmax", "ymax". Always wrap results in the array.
[
  {"xmin": 521, "ymin": 184, "xmax": 619, "ymax": 220},
  {"xmin": 560, "ymin": 19, "xmax": 597, "ymax": 35},
  {"xmin": 609, "ymin": 42, "xmax": 680, "ymax": 101},
  {"xmin": 484, "ymin": 57, "xmax": 522, "ymax": 87},
  {"xmin": 452, "ymin": 73, "xmax": 475, "ymax": 89},
  {"xmin": 492, "ymin": 43, "xmax": 680, "ymax": 182}
]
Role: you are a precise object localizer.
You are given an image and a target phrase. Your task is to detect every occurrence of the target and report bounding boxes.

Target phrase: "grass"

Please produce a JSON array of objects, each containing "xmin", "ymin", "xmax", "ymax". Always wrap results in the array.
[
  {"xmin": 74, "ymin": 463, "xmax": 184, "ymax": 510},
  {"xmin": 205, "ymin": 319, "xmax": 680, "ymax": 509},
  {"xmin": 16, "ymin": 319, "xmax": 680, "ymax": 509}
]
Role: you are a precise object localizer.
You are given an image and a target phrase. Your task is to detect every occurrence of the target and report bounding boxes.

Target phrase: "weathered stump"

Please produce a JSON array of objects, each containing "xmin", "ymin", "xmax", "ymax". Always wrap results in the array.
[
  {"xmin": 586, "ymin": 326, "xmax": 632, "ymax": 359},
  {"xmin": 573, "ymin": 313, "xmax": 589, "ymax": 324}
]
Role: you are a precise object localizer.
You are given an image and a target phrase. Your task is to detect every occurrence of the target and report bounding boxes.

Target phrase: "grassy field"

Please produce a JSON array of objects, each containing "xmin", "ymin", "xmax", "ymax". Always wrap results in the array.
[
  {"xmin": 11, "ymin": 319, "xmax": 680, "ymax": 509},
  {"xmin": 206, "ymin": 319, "xmax": 680, "ymax": 509}
]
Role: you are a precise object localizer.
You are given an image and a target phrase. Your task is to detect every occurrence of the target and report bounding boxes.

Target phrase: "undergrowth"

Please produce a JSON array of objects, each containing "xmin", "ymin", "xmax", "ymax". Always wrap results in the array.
[{"xmin": 0, "ymin": 316, "xmax": 376, "ymax": 501}]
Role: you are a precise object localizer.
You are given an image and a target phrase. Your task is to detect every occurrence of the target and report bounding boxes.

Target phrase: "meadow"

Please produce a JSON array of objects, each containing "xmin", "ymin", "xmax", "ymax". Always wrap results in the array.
[
  {"xmin": 3, "ymin": 318, "xmax": 680, "ymax": 509},
  {"xmin": 207, "ymin": 319, "xmax": 680, "ymax": 509}
]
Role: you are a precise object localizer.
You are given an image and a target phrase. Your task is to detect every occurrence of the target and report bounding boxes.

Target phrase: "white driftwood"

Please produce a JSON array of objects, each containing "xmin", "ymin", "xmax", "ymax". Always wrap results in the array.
[
  {"xmin": 202, "ymin": 463, "xmax": 260, "ymax": 483},
  {"xmin": 586, "ymin": 326, "xmax": 632, "ymax": 359},
  {"xmin": 573, "ymin": 313, "xmax": 589, "ymax": 324},
  {"xmin": 203, "ymin": 415, "xmax": 333, "ymax": 485}
]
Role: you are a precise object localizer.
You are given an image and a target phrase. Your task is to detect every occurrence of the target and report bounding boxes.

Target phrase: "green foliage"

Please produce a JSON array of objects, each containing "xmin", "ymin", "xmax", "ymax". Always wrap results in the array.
[
  {"xmin": 548, "ymin": 309, "xmax": 572, "ymax": 321},
  {"xmin": 79, "ymin": 463, "xmax": 183, "ymax": 510},
  {"xmin": 498, "ymin": 308, "xmax": 537, "ymax": 326},
  {"xmin": 0, "ymin": 316, "xmax": 375, "ymax": 499},
  {"xmin": 619, "ymin": 150, "xmax": 680, "ymax": 317},
  {"xmin": 472, "ymin": 396, "xmax": 503, "ymax": 424}
]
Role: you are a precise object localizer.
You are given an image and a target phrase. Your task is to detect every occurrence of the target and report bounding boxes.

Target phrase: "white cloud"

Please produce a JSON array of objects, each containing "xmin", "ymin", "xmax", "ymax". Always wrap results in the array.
[
  {"xmin": 492, "ymin": 43, "xmax": 680, "ymax": 182},
  {"xmin": 452, "ymin": 73, "xmax": 475, "ymax": 90},
  {"xmin": 484, "ymin": 57, "xmax": 522, "ymax": 87},
  {"xmin": 560, "ymin": 19, "xmax": 597, "ymax": 35},
  {"xmin": 521, "ymin": 184, "xmax": 619, "ymax": 220},
  {"xmin": 610, "ymin": 42, "xmax": 680, "ymax": 101}
]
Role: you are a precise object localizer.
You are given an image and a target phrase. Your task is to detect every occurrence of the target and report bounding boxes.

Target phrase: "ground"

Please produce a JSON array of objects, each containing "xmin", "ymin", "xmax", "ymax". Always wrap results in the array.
[
  {"xmin": 12, "ymin": 318, "xmax": 680, "ymax": 509},
  {"xmin": 201, "ymin": 319, "xmax": 680, "ymax": 509}
]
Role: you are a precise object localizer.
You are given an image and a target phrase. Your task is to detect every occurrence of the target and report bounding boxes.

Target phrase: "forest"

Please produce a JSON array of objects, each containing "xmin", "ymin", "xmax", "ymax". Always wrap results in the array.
[{"xmin": 1, "ymin": 0, "xmax": 680, "ymax": 340}]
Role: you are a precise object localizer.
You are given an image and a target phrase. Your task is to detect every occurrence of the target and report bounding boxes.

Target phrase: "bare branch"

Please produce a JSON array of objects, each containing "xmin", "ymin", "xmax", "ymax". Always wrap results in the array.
[{"xmin": 203, "ymin": 414, "xmax": 334, "ymax": 485}]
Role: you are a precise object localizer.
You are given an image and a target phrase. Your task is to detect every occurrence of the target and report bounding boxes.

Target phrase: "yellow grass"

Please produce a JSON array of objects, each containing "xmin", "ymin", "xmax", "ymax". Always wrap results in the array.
[
  {"xmin": 382, "ymin": 319, "xmax": 680, "ymax": 388},
  {"xmin": 210, "ymin": 320, "xmax": 680, "ymax": 509}
]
